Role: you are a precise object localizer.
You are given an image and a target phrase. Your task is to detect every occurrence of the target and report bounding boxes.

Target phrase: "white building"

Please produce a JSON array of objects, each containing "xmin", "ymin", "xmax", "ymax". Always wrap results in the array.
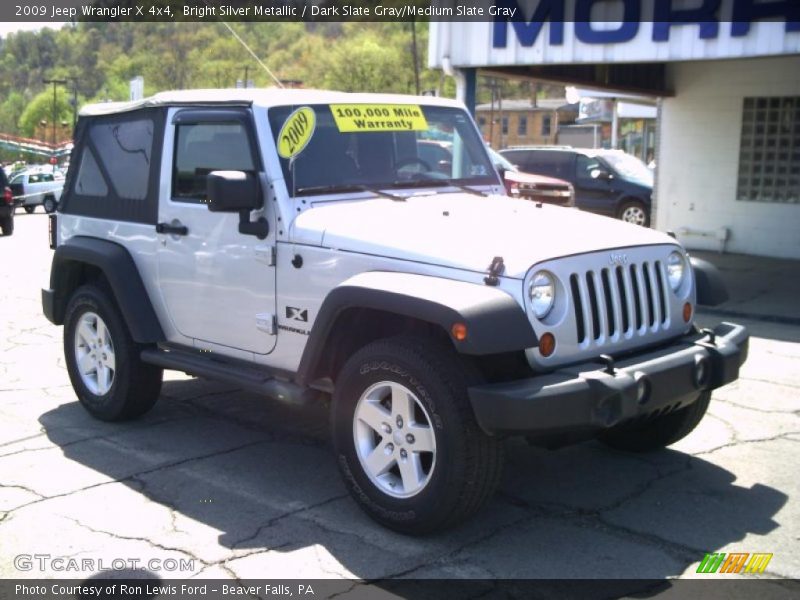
[{"xmin": 429, "ymin": 2, "xmax": 800, "ymax": 259}]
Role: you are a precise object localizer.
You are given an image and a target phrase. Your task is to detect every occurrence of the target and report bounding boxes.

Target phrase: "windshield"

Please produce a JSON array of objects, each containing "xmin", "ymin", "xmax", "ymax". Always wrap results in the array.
[
  {"xmin": 267, "ymin": 104, "xmax": 499, "ymax": 196},
  {"xmin": 601, "ymin": 152, "xmax": 654, "ymax": 187},
  {"xmin": 487, "ymin": 147, "xmax": 517, "ymax": 172}
]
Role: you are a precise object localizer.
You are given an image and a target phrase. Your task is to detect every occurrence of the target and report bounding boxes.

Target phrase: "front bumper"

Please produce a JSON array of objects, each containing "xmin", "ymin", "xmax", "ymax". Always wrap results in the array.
[{"xmin": 468, "ymin": 322, "xmax": 748, "ymax": 435}]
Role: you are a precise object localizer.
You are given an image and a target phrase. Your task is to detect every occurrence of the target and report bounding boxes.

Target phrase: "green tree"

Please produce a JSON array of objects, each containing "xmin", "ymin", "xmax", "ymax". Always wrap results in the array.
[
  {"xmin": 0, "ymin": 91, "xmax": 28, "ymax": 135},
  {"xmin": 18, "ymin": 88, "xmax": 73, "ymax": 138}
]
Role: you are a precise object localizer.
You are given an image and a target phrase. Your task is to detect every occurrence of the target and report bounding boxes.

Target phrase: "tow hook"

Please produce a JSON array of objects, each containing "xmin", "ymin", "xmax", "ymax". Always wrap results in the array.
[
  {"xmin": 596, "ymin": 354, "xmax": 616, "ymax": 375},
  {"xmin": 702, "ymin": 328, "xmax": 717, "ymax": 345}
]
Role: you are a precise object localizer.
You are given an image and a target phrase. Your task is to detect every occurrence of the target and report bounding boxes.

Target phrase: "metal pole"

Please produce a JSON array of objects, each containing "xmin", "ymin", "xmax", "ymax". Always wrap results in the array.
[
  {"xmin": 611, "ymin": 98, "xmax": 619, "ymax": 149},
  {"xmin": 410, "ymin": 20, "xmax": 420, "ymax": 95},
  {"xmin": 43, "ymin": 78, "xmax": 67, "ymax": 147}
]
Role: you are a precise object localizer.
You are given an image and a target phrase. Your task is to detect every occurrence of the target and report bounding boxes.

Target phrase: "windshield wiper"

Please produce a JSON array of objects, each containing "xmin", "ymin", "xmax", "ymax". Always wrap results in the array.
[
  {"xmin": 389, "ymin": 179, "xmax": 488, "ymax": 197},
  {"xmin": 295, "ymin": 183, "xmax": 405, "ymax": 201}
]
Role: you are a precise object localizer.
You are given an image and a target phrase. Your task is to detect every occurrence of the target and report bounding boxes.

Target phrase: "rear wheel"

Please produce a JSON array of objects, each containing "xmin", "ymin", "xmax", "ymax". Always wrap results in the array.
[
  {"xmin": 23, "ymin": 205, "xmax": 35, "ymax": 214},
  {"xmin": 599, "ymin": 392, "xmax": 711, "ymax": 452},
  {"xmin": 64, "ymin": 284, "xmax": 162, "ymax": 421},
  {"xmin": 0, "ymin": 216, "xmax": 13, "ymax": 236},
  {"xmin": 332, "ymin": 336, "xmax": 503, "ymax": 534},
  {"xmin": 617, "ymin": 200, "xmax": 650, "ymax": 227}
]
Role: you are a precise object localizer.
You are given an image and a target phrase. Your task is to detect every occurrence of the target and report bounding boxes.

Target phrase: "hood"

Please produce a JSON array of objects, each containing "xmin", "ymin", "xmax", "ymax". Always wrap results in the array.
[{"xmin": 292, "ymin": 193, "xmax": 676, "ymax": 279}]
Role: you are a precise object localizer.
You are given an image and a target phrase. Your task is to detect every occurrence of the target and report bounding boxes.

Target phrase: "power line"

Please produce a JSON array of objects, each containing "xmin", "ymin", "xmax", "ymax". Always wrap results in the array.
[{"xmin": 200, "ymin": 0, "xmax": 284, "ymax": 88}]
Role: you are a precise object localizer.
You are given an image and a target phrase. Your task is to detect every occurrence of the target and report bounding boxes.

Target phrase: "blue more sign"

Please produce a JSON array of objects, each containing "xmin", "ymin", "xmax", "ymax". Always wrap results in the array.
[{"xmin": 492, "ymin": 0, "xmax": 800, "ymax": 48}]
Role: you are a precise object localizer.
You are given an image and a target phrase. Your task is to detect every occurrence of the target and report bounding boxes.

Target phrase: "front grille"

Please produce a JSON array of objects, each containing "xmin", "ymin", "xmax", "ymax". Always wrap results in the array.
[{"xmin": 569, "ymin": 261, "xmax": 670, "ymax": 345}]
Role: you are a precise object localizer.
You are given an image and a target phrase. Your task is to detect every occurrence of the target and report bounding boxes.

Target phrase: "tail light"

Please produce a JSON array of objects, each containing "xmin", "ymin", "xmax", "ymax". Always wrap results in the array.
[{"xmin": 3, "ymin": 187, "xmax": 11, "ymax": 205}]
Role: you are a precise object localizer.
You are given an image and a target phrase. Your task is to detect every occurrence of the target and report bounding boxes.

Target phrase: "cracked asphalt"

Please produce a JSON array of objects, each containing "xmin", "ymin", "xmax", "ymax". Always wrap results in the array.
[{"xmin": 1, "ymin": 213, "xmax": 799, "ymax": 583}]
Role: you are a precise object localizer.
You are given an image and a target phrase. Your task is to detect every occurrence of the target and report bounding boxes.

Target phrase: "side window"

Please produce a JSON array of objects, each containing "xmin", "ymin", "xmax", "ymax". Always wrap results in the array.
[
  {"xmin": 173, "ymin": 122, "xmax": 255, "ymax": 201},
  {"xmin": 28, "ymin": 174, "xmax": 41, "ymax": 184},
  {"xmin": 41, "ymin": 173, "xmax": 54, "ymax": 182},
  {"xmin": 576, "ymin": 155, "xmax": 601, "ymax": 180},
  {"xmin": 74, "ymin": 147, "xmax": 109, "ymax": 197},
  {"xmin": 89, "ymin": 119, "xmax": 154, "ymax": 200}
]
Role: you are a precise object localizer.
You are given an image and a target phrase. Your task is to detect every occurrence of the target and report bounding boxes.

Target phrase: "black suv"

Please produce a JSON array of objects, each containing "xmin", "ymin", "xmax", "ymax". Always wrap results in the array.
[{"xmin": 499, "ymin": 147, "xmax": 653, "ymax": 226}]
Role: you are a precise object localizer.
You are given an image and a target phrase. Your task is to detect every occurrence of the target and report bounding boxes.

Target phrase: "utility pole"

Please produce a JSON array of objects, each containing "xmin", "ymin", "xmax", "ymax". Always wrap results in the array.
[
  {"xmin": 43, "ymin": 78, "xmax": 67, "ymax": 147},
  {"xmin": 410, "ymin": 20, "xmax": 420, "ymax": 95}
]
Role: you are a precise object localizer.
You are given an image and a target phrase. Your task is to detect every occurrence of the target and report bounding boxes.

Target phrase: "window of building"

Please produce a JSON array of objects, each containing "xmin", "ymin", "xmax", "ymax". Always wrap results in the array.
[
  {"xmin": 501, "ymin": 117, "xmax": 509, "ymax": 135},
  {"xmin": 737, "ymin": 97, "xmax": 800, "ymax": 203},
  {"xmin": 173, "ymin": 122, "xmax": 255, "ymax": 201},
  {"xmin": 478, "ymin": 117, "xmax": 486, "ymax": 127},
  {"xmin": 518, "ymin": 115, "xmax": 528, "ymax": 136},
  {"xmin": 542, "ymin": 115, "xmax": 552, "ymax": 137}
]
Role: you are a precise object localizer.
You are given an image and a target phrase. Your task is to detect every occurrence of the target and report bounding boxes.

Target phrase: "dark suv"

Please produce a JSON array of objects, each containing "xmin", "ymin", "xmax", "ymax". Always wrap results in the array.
[{"xmin": 499, "ymin": 147, "xmax": 653, "ymax": 226}]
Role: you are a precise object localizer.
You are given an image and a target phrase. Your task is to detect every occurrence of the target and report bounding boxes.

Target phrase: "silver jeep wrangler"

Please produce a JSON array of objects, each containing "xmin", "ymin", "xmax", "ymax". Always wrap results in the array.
[{"xmin": 42, "ymin": 90, "xmax": 747, "ymax": 534}]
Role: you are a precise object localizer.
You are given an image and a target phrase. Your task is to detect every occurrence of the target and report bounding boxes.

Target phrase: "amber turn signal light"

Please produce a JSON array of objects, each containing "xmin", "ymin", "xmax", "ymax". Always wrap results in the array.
[
  {"xmin": 683, "ymin": 302, "xmax": 693, "ymax": 322},
  {"xmin": 451, "ymin": 322, "xmax": 468, "ymax": 341},
  {"xmin": 539, "ymin": 332, "xmax": 556, "ymax": 357}
]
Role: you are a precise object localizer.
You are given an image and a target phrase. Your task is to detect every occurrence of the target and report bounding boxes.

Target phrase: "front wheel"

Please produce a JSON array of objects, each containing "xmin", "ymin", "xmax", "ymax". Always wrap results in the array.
[
  {"xmin": 64, "ymin": 284, "xmax": 163, "ymax": 421},
  {"xmin": 332, "ymin": 336, "xmax": 503, "ymax": 534},
  {"xmin": 617, "ymin": 200, "xmax": 650, "ymax": 227},
  {"xmin": 599, "ymin": 392, "xmax": 711, "ymax": 452},
  {"xmin": 43, "ymin": 196, "xmax": 56, "ymax": 213}
]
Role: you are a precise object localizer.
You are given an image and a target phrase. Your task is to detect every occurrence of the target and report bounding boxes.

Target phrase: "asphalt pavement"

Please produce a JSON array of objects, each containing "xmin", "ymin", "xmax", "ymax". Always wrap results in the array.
[{"xmin": 1, "ymin": 212, "xmax": 799, "ymax": 591}]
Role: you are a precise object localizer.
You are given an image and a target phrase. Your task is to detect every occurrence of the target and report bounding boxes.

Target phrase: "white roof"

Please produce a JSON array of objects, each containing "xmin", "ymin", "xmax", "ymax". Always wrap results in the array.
[{"xmin": 80, "ymin": 88, "xmax": 464, "ymax": 116}]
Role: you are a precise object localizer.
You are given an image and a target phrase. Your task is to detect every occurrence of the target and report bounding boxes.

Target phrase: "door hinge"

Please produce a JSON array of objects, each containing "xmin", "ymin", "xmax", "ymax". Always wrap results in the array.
[
  {"xmin": 255, "ymin": 245, "xmax": 276, "ymax": 266},
  {"xmin": 256, "ymin": 313, "xmax": 277, "ymax": 335}
]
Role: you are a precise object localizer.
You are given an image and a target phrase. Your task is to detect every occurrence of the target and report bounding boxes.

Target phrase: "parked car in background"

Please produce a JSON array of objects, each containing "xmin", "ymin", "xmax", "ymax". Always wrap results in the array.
[
  {"xmin": 487, "ymin": 148, "xmax": 574, "ymax": 207},
  {"xmin": 499, "ymin": 147, "xmax": 653, "ymax": 226},
  {"xmin": 418, "ymin": 141, "xmax": 574, "ymax": 207},
  {"xmin": 9, "ymin": 169, "xmax": 63, "ymax": 214}
]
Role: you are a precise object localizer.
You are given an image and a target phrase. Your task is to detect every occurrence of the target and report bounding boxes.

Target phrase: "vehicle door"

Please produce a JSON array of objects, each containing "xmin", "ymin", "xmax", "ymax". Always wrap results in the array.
[
  {"xmin": 573, "ymin": 154, "xmax": 616, "ymax": 216},
  {"xmin": 156, "ymin": 108, "xmax": 277, "ymax": 357}
]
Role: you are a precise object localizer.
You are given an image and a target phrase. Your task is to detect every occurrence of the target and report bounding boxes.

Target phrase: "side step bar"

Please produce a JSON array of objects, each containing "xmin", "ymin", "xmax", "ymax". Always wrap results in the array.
[{"xmin": 140, "ymin": 347, "xmax": 320, "ymax": 407}]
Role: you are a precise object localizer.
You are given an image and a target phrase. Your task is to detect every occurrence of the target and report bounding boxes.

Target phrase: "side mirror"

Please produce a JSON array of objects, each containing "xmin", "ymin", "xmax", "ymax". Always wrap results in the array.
[
  {"xmin": 207, "ymin": 170, "xmax": 269, "ymax": 239},
  {"xmin": 207, "ymin": 170, "xmax": 260, "ymax": 212},
  {"xmin": 591, "ymin": 168, "xmax": 613, "ymax": 181}
]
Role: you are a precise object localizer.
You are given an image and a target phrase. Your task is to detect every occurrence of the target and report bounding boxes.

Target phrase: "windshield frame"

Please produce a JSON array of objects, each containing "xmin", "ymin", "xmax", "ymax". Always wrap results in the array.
[{"xmin": 267, "ymin": 103, "xmax": 502, "ymax": 199}]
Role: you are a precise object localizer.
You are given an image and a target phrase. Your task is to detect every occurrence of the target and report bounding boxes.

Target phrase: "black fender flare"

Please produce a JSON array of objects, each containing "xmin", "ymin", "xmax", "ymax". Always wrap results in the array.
[
  {"xmin": 690, "ymin": 256, "xmax": 729, "ymax": 307},
  {"xmin": 296, "ymin": 271, "xmax": 537, "ymax": 385},
  {"xmin": 42, "ymin": 236, "xmax": 164, "ymax": 343}
]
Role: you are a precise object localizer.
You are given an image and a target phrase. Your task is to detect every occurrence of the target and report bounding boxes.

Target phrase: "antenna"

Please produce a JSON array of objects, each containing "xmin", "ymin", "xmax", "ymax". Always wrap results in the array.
[{"xmin": 200, "ymin": 0, "xmax": 284, "ymax": 88}]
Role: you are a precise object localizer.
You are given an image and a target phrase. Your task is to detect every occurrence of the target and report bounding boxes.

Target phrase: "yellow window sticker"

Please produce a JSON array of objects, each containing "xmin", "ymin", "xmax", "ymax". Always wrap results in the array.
[
  {"xmin": 331, "ymin": 104, "xmax": 428, "ymax": 132},
  {"xmin": 277, "ymin": 107, "xmax": 316, "ymax": 159}
]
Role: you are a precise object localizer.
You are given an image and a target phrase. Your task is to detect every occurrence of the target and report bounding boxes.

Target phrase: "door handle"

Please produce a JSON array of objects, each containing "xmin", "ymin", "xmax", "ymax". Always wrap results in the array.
[{"xmin": 156, "ymin": 222, "xmax": 189, "ymax": 236}]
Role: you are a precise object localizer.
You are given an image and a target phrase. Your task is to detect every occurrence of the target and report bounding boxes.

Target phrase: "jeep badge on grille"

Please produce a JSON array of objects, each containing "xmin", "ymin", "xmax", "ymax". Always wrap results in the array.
[{"xmin": 609, "ymin": 253, "xmax": 629, "ymax": 266}]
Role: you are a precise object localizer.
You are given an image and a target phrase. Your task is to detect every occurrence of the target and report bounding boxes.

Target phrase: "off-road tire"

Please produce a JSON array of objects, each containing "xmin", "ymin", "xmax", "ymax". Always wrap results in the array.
[
  {"xmin": 617, "ymin": 200, "xmax": 650, "ymax": 227},
  {"xmin": 332, "ymin": 335, "xmax": 503, "ymax": 535},
  {"xmin": 64, "ymin": 284, "xmax": 163, "ymax": 421},
  {"xmin": 0, "ymin": 216, "xmax": 12, "ymax": 236},
  {"xmin": 599, "ymin": 391, "xmax": 711, "ymax": 452}
]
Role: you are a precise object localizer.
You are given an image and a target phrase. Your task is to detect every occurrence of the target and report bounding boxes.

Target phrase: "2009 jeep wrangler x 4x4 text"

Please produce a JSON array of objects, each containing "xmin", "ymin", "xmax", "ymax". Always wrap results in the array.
[{"xmin": 43, "ymin": 90, "xmax": 748, "ymax": 534}]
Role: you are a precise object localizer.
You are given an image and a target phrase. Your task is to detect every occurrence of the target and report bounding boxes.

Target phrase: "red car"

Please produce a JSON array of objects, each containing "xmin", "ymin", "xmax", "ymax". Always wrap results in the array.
[{"xmin": 487, "ymin": 148, "xmax": 575, "ymax": 207}]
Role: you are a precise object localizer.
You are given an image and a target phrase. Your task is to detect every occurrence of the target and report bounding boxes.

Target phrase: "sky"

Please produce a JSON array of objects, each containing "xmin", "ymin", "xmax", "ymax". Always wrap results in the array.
[{"xmin": 0, "ymin": 22, "xmax": 67, "ymax": 38}]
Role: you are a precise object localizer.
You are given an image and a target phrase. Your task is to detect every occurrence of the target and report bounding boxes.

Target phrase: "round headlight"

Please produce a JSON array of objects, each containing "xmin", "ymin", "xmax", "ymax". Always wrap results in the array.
[
  {"xmin": 529, "ymin": 271, "xmax": 555, "ymax": 319},
  {"xmin": 667, "ymin": 251, "xmax": 686, "ymax": 291}
]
